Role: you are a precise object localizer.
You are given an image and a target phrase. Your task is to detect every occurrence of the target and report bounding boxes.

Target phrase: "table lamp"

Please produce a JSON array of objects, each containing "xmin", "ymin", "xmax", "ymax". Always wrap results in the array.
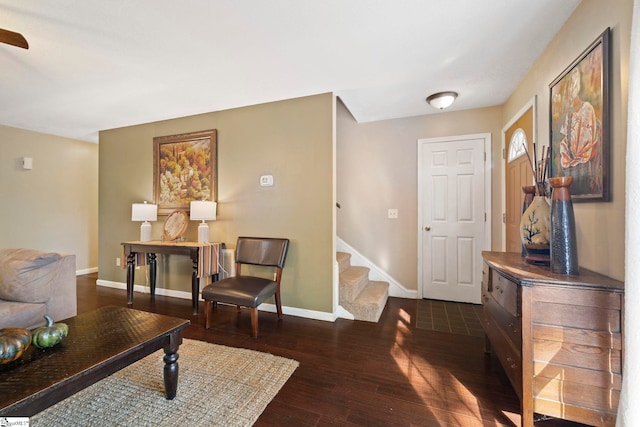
[
  {"xmin": 190, "ymin": 201, "xmax": 217, "ymax": 243},
  {"xmin": 131, "ymin": 201, "xmax": 158, "ymax": 242}
]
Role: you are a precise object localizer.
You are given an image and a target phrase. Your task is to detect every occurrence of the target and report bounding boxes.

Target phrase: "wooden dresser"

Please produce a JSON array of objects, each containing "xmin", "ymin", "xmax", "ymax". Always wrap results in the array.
[{"xmin": 481, "ymin": 251, "xmax": 624, "ymax": 427}]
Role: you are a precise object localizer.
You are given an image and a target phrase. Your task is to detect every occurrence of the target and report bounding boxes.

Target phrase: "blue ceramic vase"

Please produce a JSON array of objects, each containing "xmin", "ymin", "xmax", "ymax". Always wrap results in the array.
[{"xmin": 549, "ymin": 176, "xmax": 579, "ymax": 275}]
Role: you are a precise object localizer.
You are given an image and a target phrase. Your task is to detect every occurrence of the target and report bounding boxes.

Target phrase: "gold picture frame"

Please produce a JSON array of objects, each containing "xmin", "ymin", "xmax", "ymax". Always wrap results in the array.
[{"xmin": 153, "ymin": 129, "xmax": 217, "ymax": 215}]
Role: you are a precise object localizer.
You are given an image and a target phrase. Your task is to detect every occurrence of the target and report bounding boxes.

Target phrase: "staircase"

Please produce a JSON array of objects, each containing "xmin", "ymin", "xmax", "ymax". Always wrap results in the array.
[{"xmin": 337, "ymin": 251, "xmax": 389, "ymax": 322}]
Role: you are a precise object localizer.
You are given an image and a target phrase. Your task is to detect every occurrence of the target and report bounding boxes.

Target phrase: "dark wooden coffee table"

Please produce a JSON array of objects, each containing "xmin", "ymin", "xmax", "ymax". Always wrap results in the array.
[{"xmin": 0, "ymin": 305, "xmax": 190, "ymax": 417}]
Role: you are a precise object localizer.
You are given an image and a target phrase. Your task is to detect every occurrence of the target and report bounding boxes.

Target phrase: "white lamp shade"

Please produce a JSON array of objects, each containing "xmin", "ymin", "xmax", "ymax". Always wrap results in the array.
[
  {"xmin": 190, "ymin": 201, "xmax": 217, "ymax": 221},
  {"xmin": 131, "ymin": 202, "xmax": 158, "ymax": 222}
]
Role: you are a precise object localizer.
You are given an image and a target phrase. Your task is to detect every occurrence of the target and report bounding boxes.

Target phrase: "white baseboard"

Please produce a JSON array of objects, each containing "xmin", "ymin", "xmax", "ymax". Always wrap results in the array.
[
  {"xmin": 96, "ymin": 279, "xmax": 338, "ymax": 322},
  {"xmin": 336, "ymin": 305, "xmax": 355, "ymax": 320},
  {"xmin": 336, "ymin": 237, "xmax": 418, "ymax": 299},
  {"xmin": 77, "ymin": 267, "xmax": 98, "ymax": 275},
  {"xmin": 96, "ymin": 279, "xmax": 197, "ymax": 300}
]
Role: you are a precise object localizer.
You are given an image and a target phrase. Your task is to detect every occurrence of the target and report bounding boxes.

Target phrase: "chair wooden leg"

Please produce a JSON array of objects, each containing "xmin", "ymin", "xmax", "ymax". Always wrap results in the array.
[
  {"xmin": 204, "ymin": 300, "xmax": 212, "ymax": 329},
  {"xmin": 275, "ymin": 291, "xmax": 283, "ymax": 319},
  {"xmin": 250, "ymin": 307, "xmax": 259, "ymax": 338}
]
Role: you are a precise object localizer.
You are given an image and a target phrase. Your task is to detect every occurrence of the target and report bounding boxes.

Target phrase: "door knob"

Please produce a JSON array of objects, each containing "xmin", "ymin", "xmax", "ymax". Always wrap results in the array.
[{"xmin": 425, "ymin": 226, "xmax": 431, "ymax": 231}]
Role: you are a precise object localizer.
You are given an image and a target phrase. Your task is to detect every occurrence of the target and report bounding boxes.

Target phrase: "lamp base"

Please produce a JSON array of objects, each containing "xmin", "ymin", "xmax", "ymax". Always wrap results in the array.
[
  {"xmin": 140, "ymin": 221, "xmax": 152, "ymax": 242},
  {"xmin": 198, "ymin": 222, "xmax": 209, "ymax": 244}
]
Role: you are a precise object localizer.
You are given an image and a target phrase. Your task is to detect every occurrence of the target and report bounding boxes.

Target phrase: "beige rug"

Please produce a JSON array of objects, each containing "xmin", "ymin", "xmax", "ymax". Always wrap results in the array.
[{"xmin": 31, "ymin": 339, "xmax": 299, "ymax": 426}]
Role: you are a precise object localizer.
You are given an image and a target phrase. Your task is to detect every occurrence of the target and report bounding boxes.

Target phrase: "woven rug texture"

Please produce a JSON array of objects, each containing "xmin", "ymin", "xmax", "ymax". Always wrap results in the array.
[{"xmin": 31, "ymin": 339, "xmax": 299, "ymax": 426}]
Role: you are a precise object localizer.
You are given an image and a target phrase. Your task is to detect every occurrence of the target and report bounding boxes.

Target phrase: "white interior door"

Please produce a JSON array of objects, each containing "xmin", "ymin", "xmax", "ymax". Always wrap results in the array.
[{"xmin": 418, "ymin": 135, "xmax": 488, "ymax": 304}]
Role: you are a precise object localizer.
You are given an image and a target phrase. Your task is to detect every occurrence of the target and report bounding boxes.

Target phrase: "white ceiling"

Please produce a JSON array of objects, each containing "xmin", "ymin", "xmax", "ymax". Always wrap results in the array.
[{"xmin": 0, "ymin": 1, "xmax": 581, "ymax": 143}]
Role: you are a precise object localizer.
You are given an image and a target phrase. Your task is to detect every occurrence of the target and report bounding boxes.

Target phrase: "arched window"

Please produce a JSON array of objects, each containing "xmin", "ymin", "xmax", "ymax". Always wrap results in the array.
[{"xmin": 508, "ymin": 128, "xmax": 527, "ymax": 162}]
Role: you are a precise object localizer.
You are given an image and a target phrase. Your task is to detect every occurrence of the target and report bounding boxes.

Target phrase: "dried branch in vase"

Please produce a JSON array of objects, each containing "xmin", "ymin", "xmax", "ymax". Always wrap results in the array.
[{"xmin": 522, "ymin": 143, "xmax": 550, "ymax": 197}]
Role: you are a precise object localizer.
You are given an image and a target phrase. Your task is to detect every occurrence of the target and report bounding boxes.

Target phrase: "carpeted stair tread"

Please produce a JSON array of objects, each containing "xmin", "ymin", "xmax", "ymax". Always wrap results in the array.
[
  {"xmin": 342, "ymin": 281, "xmax": 389, "ymax": 322},
  {"xmin": 339, "ymin": 266, "xmax": 369, "ymax": 303},
  {"xmin": 336, "ymin": 251, "xmax": 389, "ymax": 322}
]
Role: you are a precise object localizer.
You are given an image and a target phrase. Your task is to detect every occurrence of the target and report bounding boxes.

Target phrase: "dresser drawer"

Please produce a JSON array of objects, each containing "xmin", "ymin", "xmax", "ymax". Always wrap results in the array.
[
  {"xmin": 490, "ymin": 270, "xmax": 519, "ymax": 317},
  {"xmin": 484, "ymin": 288, "xmax": 522, "ymax": 349},
  {"xmin": 484, "ymin": 310, "xmax": 522, "ymax": 400}
]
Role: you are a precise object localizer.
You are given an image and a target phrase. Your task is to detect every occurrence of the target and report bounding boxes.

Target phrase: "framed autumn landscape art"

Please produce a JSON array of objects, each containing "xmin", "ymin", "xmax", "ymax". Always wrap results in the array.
[{"xmin": 153, "ymin": 129, "xmax": 217, "ymax": 214}]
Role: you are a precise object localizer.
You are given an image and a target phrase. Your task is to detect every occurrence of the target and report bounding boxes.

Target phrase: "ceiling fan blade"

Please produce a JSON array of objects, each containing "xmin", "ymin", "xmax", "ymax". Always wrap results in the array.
[{"xmin": 0, "ymin": 28, "xmax": 29, "ymax": 49}]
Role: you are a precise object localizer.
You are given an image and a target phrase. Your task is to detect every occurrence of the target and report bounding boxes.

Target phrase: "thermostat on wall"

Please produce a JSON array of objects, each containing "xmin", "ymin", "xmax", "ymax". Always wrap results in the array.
[{"xmin": 260, "ymin": 174, "xmax": 274, "ymax": 187}]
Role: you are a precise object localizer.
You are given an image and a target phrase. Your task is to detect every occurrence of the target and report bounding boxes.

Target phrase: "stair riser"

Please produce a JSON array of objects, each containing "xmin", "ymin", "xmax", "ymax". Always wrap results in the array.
[
  {"xmin": 337, "ymin": 252, "xmax": 351, "ymax": 274},
  {"xmin": 342, "ymin": 284, "xmax": 388, "ymax": 322},
  {"xmin": 339, "ymin": 267, "xmax": 369, "ymax": 303}
]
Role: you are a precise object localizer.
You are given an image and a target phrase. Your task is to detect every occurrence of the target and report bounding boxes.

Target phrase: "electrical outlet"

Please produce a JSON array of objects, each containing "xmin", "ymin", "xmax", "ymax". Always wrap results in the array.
[
  {"xmin": 116, "ymin": 257, "xmax": 121, "ymax": 266},
  {"xmin": 388, "ymin": 208, "xmax": 398, "ymax": 219}
]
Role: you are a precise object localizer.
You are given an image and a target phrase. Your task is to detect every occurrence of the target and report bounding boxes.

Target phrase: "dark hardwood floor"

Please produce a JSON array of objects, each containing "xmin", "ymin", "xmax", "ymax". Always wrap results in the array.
[{"xmin": 77, "ymin": 273, "xmax": 588, "ymax": 426}]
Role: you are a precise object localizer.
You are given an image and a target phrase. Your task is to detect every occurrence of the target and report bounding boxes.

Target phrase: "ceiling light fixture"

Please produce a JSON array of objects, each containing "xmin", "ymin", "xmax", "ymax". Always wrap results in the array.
[{"xmin": 426, "ymin": 91, "xmax": 458, "ymax": 110}]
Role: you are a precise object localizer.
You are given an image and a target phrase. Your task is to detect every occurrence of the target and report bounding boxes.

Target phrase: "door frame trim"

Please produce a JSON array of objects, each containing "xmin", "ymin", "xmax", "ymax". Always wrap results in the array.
[
  {"xmin": 416, "ymin": 133, "xmax": 492, "ymax": 299},
  {"xmin": 501, "ymin": 95, "xmax": 538, "ymax": 251}
]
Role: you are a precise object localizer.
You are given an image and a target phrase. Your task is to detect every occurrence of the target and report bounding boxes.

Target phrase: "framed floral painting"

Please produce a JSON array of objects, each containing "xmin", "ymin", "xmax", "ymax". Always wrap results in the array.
[
  {"xmin": 153, "ymin": 129, "xmax": 217, "ymax": 214},
  {"xmin": 549, "ymin": 28, "xmax": 610, "ymax": 201}
]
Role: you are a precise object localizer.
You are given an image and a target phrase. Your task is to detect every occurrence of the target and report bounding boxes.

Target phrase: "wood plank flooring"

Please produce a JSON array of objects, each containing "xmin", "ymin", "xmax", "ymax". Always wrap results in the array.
[{"xmin": 76, "ymin": 273, "xmax": 589, "ymax": 426}]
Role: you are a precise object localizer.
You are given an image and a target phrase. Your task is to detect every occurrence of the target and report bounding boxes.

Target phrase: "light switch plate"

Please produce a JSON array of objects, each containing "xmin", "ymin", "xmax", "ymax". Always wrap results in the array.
[
  {"xmin": 260, "ymin": 174, "xmax": 274, "ymax": 186},
  {"xmin": 22, "ymin": 157, "xmax": 33, "ymax": 170}
]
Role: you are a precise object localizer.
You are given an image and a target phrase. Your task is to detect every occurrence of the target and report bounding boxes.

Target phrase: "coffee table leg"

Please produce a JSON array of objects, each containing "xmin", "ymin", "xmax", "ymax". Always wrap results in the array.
[{"xmin": 163, "ymin": 334, "xmax": 182, "ymax": 399}]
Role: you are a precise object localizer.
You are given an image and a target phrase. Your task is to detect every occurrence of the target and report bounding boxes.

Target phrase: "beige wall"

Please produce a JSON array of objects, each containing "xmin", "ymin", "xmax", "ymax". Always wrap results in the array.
[
  {"xmin": 337, "ymin": 0, "xmax": 631, "ymax": 288},
  {"xmin": 337, "ymin": 102, "xmax": 503, "ymax": 291},
  {"xmin": 0, "ymin": 125, "xmax": 99, "ymax": 271},
  {"xmin": 98, "ymin": 93, "xmax": 335, "ymax": 313},
  {"xmin": 503, "ymin": 0, "xmax": 632, "ymax": 281}
]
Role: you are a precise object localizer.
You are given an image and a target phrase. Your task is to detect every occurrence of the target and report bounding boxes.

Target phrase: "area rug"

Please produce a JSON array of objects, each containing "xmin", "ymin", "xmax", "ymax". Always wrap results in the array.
[{"xmin": 31, "ymin": 339, "xmax": 299, "ymax": 426}]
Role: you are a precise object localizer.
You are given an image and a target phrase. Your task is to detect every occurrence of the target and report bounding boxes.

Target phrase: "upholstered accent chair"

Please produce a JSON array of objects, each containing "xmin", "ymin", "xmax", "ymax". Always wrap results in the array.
[{"xmin": 201, "ymin": 237, "xmax": 289, "ymax": 338}]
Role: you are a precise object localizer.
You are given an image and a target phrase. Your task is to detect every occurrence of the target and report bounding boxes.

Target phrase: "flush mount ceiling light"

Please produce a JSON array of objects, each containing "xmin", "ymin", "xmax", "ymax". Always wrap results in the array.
[{"xmin": 426, "ymin": 91, "xmax": 458, "ymax": 110}]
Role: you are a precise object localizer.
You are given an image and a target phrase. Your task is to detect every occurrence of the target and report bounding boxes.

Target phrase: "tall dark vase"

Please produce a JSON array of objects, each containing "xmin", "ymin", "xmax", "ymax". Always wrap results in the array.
[
  {"xmin": 521, "ymin": 186, "xmax": 537, "ymax": 257},
  {"xmin": 549, "ymin": 176, "xmax": 578, "ymax": 275}
]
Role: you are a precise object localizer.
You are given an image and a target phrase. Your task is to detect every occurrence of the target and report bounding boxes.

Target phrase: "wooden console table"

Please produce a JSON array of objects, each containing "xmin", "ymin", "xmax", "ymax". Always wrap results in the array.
[
  {"xmin": 482, "ymin": 251, "xmax": 623, "ymax": 427},
  {"xmin": 122, "ymin": 241, "xmax": 222, "ymax": 314}
]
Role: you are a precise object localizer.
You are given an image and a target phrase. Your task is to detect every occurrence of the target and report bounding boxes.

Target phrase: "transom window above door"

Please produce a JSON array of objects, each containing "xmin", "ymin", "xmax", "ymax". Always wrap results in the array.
[{"xmin": 508, "ymin": 128, "xmax": 527, "ymax": 162}]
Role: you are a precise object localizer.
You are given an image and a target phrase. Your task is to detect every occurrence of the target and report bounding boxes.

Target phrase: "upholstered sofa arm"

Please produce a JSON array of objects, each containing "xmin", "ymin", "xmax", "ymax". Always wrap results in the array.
[
  {"xmin": 0, "ymin": 249, "xmax": 77, "ymax": 328},
  {"xmin": 45, "ymin": 254, "xmax": 77, "ymax": 322}
]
